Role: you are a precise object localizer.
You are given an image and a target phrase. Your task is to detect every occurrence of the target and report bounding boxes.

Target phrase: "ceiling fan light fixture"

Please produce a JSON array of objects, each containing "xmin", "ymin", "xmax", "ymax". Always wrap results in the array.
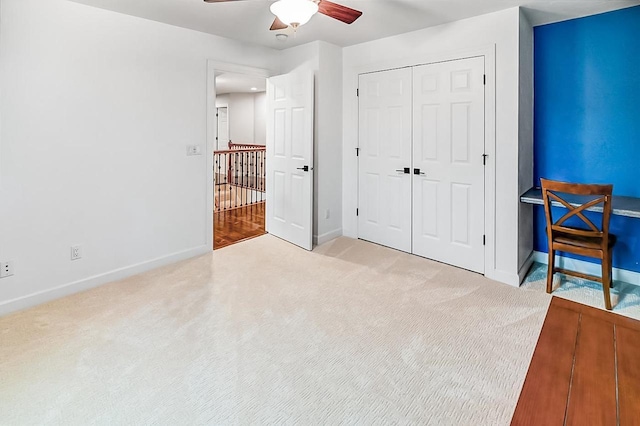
[{"xmin": 270, "ymin": 0, "xmax": 319, "ymax": 27}]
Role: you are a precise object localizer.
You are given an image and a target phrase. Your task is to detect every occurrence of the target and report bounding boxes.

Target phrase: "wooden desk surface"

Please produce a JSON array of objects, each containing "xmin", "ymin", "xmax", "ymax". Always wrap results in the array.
[{"xmin": 520, "ymin": 187, "xmax": 640, "ymax": 218}]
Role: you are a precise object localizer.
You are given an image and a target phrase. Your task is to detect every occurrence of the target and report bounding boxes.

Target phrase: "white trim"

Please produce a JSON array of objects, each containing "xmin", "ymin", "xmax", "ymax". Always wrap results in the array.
[
  {"xmin": 532, "ymin": 251, "xmax": 640, "ymax": 287},
  {"xmin": 518, "ymin": 250, "xmax": 535, "ymax": 284},
  {"xmin": 351, "ymin": 44, "xmax": 498, "ymax": 280},
  {"xmin": 206, "ymin": 61, "xmax": 271, "ymax": 251},
  {"xmin": 350, "ymin": 44, "xmax": 496, "ymax": 78},
  {"xmin": 314, "ymin": 228, "xmax": 342, "ymax": 246},
  {"xmin": 485, "ymin": 269, "xmax": 521, "ymax": 287},
  {"xmin": 0, "ymin": 246, "xmax": 210, "ymax": 317}
]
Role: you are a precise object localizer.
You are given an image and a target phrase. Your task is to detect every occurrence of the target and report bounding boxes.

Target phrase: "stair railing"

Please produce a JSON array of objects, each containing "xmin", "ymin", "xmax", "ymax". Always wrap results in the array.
[{"xmin": 214, "ymin": 146, "xmax": 266, "ymax": 212}]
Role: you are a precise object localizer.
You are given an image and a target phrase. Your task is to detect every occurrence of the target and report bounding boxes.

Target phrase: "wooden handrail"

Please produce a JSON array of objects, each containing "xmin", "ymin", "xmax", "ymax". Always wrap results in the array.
[
  {"xmin": 229, "ymin": 141, "xmax": 265, "ymax": 149},
  {"xmin": 214, "ymin": 147, "xmax": 266, "ymax": 155}
]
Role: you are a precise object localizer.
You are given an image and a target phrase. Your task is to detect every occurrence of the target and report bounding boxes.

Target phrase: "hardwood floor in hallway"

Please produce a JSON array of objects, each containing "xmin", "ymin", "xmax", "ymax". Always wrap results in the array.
[{"xmin": 214, "ymin": 201, "xmax": 266, "ymax": 249}]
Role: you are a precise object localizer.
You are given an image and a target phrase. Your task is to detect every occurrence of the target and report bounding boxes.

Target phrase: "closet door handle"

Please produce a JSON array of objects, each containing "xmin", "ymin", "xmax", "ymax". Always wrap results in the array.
[
  {"xmin": 414, "ymin": 168, "xmax": 426, "ymax": 175},
  {"xmin": 396, "ymin": 167, "xmax": 410, "ymax": 174}
]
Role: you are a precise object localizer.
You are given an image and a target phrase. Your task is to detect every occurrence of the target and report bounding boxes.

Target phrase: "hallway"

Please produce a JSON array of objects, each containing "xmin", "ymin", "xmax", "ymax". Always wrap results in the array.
[{"xmin": 214, "ymin": 202, "xmax": 266, "ymax": 249}]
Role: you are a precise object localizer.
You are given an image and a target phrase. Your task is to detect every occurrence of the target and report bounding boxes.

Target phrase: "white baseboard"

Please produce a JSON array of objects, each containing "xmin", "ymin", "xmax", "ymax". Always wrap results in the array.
[
  {"xmin": 0, "ymin": 245, "xmax": 211, "ymax": 317},
  {"xmin": 449, "ymin": 252, "xmax": 534, "ymax": 288},
  {"xmin": 313, "ymin": 228, "xmax": 342, "ymax": 246},
  {"xmin": 532, "ymin": 251, "xmax": 640, "ymax": 287},
  {"xmin": 485, "ymin": 268, "xmax": 521, "ymax": 287}
]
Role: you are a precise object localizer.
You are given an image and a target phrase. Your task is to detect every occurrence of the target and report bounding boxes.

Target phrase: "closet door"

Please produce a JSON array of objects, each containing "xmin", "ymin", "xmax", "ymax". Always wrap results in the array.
[
  {"xmin": 358, "ymin": 68, "xmax": 412, "ymax": 252},
  {"xmin": 412, "ymin": 57, "xmax": 485, "ymax": 273}
]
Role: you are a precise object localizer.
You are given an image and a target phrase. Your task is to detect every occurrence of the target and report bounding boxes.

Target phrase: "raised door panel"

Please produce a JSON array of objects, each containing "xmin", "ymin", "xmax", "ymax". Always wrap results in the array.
[
  {"xmin": 266, "ymin": 72, "xmax": 314, "ymax": 250},
  {"xmin": 419, "ymin": 179, "xmax": 439, "ymax": 239},
  {"xmin": 412, "ymin": 57, "xmax": 485, "ymax": 273},
  {"xmin": 358, "ymin": 68, "xmax": 412, "ymax": 253}
]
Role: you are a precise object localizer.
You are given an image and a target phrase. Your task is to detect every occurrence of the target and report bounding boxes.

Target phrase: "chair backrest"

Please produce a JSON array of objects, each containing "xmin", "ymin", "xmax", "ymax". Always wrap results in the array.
[{"xmin": 540, "ymin": 178, "xmax": 613, "ymax": 240}]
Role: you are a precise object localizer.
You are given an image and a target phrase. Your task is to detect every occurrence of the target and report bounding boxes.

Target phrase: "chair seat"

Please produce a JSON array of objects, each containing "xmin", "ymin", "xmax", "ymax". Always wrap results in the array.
[{"xmin": 553, "ymin": 232, "xmax": 616, "ymax": 250}]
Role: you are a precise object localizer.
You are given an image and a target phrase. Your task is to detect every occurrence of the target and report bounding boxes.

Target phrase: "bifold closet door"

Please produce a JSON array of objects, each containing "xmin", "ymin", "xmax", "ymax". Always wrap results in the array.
[
  {"xmin": 412, "ymin": 57, "xmax": 485, "ymax": 273},
  {"xmin": 357, "ymin": 68, "xmax": 412, "ymax": 252}
]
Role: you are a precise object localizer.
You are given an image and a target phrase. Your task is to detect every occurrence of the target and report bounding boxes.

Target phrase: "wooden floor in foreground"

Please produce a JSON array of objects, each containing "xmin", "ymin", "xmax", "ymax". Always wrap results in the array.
[
  {"xmin": 214, "ymin": 202, "xmax": 266, "ymax": 249},
  {"xmin": 511, "ymin": 296, "xmax": 640, "ymax": 425}
]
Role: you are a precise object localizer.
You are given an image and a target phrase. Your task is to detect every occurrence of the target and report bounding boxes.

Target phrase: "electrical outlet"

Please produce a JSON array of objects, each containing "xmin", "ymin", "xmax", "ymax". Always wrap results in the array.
[
  {"xmin": 71, "ymin": 245, "xmax": 82, "ymax": 261},
  {"xmin": 0, "ymin": 261, "xmax": 14, "ymax": 278},
  {"xmin": 186, "ymin": 145, "xmax": 202, "ymax": 156}
]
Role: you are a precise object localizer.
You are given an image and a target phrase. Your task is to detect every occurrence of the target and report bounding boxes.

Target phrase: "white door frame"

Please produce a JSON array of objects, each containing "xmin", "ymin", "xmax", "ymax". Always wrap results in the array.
[
  {"xmin": 353, "ymin": 45, "xmax": 496, "ymax": 277},
  {"xmin": 206, "ymin": 60, "xmax": 271, "ymax": 250}
]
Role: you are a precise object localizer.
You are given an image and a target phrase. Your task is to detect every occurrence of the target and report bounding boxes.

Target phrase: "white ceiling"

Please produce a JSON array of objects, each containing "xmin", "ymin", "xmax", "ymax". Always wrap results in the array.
[
  {"xmin": 216, "ymin": 72, "xmax": 266, "ymax": 94},
  {"xmin": 69, "ymin": 0, "xmax": 640, "ymax": 50}
]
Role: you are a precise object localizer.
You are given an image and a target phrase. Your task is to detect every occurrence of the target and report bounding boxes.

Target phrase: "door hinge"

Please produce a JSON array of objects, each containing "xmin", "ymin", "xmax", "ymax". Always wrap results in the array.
[
  {"xmin": 482, "ymin": 153, "xmax": 488, "ymax": 165},
  {"xmin": 356, "ymin": 208, "xmax": 359, "ymax": 216},
  {"xmin": 216, "ymin": 113, "xmax": 219, "ymax": 117},
  {"xmin": 357, "ymin": 88, "xmax": 359, "ymax": 97},
  {"xmin": 356, "ymin": 147, "xmax": 360, "ymax": 156},
  {"xmin": 483, "ymin": 235, "xmax": 486, "ymax": 245},
  {"xmin": 483, "ymin": 74, "xmax": 486, "ymax": 85}
]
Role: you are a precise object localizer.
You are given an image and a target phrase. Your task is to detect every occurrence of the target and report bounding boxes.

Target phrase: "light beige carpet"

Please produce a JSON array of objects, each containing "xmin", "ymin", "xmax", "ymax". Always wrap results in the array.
[{"xmin": 0, "ymin": 236, "xmax": 552, "ymax": 425}]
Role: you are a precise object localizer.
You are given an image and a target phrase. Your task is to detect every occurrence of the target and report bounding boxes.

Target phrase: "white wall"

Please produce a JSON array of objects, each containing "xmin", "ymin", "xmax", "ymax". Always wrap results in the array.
[
  {"xmin": 342, "ymin": 8, "xmax": 529, "ymax": 286},
  {"xmin": 316, "ymin": 42, "xmax": 343, "ymax": 243},
  {"xmin": 253, "ymin": 92, "xmax": 266, "ymax": 145},
  {"xmin": 518, "ymin": 10, "xmax": 535, "ymax": 280},
  {"xmin": 228, "ymin": 93, "xmax": 255, "ymax": 144},
  {"xmin": 215, "ymin": 92, "xmax": 266, "ymax": 146},
  {"xmin": 0, "ymin": 0, "xmax": 279, "ymax": 314},
  {"xmin": 280, "ymin": 41, "xmax": 343, "ymax": 244},
  {"xmin": 215, "ymin": 94, "xmax": 229, "ymax": 108}
]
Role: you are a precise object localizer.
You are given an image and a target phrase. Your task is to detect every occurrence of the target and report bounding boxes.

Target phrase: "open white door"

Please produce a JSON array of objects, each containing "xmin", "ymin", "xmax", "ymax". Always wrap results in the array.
[{"xmin": 266, "ymin": 72, "xmax": 314, "ymax": 250}]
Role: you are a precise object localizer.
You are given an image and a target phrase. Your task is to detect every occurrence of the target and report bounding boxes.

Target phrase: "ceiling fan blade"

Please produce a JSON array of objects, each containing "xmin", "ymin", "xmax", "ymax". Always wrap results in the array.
[
  {"xmin": 270, "ymin": 17, "xmax": 288, "ymax": 31},
  {"xmin": 317, "ymin": 0, "xmax": 362, "ymax": 24}
]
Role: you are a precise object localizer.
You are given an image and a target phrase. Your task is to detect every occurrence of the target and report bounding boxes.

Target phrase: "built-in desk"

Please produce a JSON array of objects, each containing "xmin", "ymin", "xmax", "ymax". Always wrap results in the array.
[{"xmin": 520, "ymin": 187, "xmax": 640, "ymax": 219}]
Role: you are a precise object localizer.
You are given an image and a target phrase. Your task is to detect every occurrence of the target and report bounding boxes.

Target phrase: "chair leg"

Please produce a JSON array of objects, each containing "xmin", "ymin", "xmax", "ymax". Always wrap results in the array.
[
  {"xmin": 609, "ymin": 250, "xmax": 614, "ymax": 288},
  {"xmin": 602, "ymin": 254, "xmax": 613, "ymax": 310},
  {"xmin": 546, "ymin": 248, "xmax": 555, "ymax": 294}
]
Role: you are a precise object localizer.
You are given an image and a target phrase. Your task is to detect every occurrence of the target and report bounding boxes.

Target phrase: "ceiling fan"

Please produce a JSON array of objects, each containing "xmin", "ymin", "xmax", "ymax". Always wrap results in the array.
[{"xmin": 203, "ymin": 0, "xmax": 363, "ymax": 31}]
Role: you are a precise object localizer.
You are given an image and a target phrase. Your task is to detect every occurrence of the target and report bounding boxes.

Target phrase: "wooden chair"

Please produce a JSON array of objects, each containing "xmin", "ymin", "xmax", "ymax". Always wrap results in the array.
[{"xmin": 540, "ymin": 178, "xmax": 616, "ymax": 310}]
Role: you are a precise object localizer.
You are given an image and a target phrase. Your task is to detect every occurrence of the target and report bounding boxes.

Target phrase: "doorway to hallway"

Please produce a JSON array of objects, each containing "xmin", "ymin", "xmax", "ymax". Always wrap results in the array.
[
  {"xmin": 213, "ymin": 70, "xmax": 268, "ymax": 249},
  {"xmin": 208, "ymin": 63, "xmax": 315, "ymax": 252}
]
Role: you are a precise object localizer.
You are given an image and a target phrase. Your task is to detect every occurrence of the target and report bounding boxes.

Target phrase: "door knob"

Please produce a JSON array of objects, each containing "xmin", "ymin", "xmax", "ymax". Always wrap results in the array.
[
  {"xmin": 297, "ymin": 165, "xmax": 310, "ymax": 172},
  {"xmin": 414, "ymin": 168, "xmax": 426, "ymax": 175},
  {"xmin": 395, "ymin": 167, "xmax": 410, "ymax": 174}
]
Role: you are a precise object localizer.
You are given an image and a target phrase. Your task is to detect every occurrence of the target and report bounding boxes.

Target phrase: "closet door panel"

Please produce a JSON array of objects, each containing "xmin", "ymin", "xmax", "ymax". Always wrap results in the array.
[
  {"xmin": 358, "ymin": 68, "xmax": 412, "ymax": 253},
  {"xmin": 412, "ymin": 57, "xmax": 485, "ymax": 273}
]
